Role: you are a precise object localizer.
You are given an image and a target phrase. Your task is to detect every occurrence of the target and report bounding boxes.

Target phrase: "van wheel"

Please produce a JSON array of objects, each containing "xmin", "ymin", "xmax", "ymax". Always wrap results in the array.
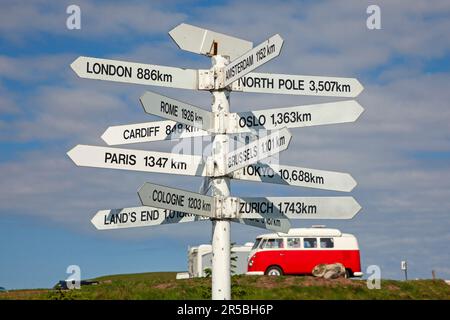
[{"xmin": 265, "ymin": 266, "xmax": 283, "ymax": 276}]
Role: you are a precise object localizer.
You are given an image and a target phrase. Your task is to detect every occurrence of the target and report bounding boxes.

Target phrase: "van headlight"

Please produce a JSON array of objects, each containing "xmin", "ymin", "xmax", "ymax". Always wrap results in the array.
[{"xmin": 248, "ymin": 259, "xmax": 254, "ymax": 267}]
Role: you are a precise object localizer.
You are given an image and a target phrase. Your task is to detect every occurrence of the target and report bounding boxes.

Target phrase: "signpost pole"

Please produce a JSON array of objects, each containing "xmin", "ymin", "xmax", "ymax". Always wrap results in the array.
[{"xmin": 211, "ymin": 54, "xmax": 231, "ymax": 300}]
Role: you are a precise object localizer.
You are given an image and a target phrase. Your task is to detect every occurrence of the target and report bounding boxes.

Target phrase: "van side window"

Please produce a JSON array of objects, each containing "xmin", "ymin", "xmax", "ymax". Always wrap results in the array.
[
  {"xmin": 303, "ymin": 238, "xmax": 317, "ymax": 248},
  {"xmin": 263, "ymin": 238, "xmax": 284, "ymax": 249},
  {"xmin": 287, "ymin": 238, "xmax": 301, "ymax": 248},
  {"xmin": 320, "ymin": 238, "xmax": 334, "ymax": 248}
]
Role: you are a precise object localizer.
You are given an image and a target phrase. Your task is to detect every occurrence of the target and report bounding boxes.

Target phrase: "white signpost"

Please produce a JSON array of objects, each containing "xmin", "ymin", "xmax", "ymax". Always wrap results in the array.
[
  {"xmin": 138, "ymin": 182, "xmax": 215, "ymax": 218},
  {"xmin": 232, "ymin": 72, "xmax": 364, "ymax": 98},
  {"xmin": 169, "ymin": 23, "xmax": 253, "ymax": 60},
  {"xmin": 221, "ymin": 34, "xmax": 284, "ymax": 88},
  {"xmin": 91, "ymin": 206, "xmax": 209, "ymax": 230},
  {"xmin": 235, "ymin": 196, "xmax": 361, "ymax": 220},
  {"xmin": 224, "ymin": 128, "xmax": 292, "ymax": 175},
  {"xmin": 140, "ymin": 91, "xmax": 213, "ymax": 131},
  {"xmin": 67, "ymin": 144, "xmax": 208, "ymax": 177},
  {"xmin": 68, "ymin": 23, "xmax": 364, "ymax": 301},
  {"xmin": 229, "ymin": 100, "xmax": 364, "ymax": 133},
  {"xmin": 232, "ymin": 163, "xmax": 357, "ymax": 192},
  {"xmin": 101, "ymin": 120, "xmax": 209, "ymax": 146},
  {"xmin": 71, "ymin": 56, "xmax": 199, "ymax": 90}
]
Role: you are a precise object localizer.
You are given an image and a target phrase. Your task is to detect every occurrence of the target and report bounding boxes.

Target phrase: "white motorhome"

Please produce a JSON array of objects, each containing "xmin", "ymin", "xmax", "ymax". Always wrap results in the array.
[{"xmin": 180, "ymin": 243, "xmax": 254, "ymax": 278}]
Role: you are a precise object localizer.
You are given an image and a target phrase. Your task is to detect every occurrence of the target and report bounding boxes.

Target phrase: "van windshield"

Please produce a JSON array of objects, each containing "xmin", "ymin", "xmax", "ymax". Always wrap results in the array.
[
  {"xmin": 252, "ymin": 238, "xmax": 261, "ymax": 250},
  {"xmin": 259, "ymin": 239, "xmax": 267, "ymax": 249}
]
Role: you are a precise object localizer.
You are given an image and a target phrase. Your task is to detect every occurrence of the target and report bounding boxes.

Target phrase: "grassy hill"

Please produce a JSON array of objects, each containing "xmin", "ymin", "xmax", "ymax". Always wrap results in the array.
[{"xmin": 1, "ymin": 272, "xmax": 450, "ymax": 300}]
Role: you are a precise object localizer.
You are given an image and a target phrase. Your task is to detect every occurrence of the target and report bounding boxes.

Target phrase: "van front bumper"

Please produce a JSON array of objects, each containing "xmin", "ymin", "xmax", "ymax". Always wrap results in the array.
[
  {"xmin": 353, "ymin": 272, "xmax": 363, "ymax": 277},
  {"xmin": 246, "ymin": 271, "xmax": 264, "ymax": 276}
]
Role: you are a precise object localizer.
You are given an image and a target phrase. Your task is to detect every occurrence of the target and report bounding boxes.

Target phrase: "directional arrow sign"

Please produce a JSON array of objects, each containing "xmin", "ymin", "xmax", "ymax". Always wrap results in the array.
[
  {"xmin": 229, "ymin": 100, "xmax": 364, "ymax": 133},
  {"xmin": 222, "ymin": 34, "xmax": 283, "ymax": 87},
  {"xmin": 138, "ymin": 182, "xmax": 215, "ymax": 218},
  {"xmin": 169, "ymin": 23, "xmax": 253, "ymax": 60},
  {"xmin": 232, "ymin": 217, "xmax": 291, "ymax": 233},
  {"xmin": 101, "ymin": 120, "xmax": 210, "ymax": 146},
  {"xmin": 67, "ymin": 145, "xmax": 208, "ymax": 177},
  {"xmin": 232, "ymin": 72, "xmax": 364, "ymax": 98},
  {"xmin": 71, "ymin": 56, "xmax": 198, "ymax": 90},
  {"xmin": 91, "ymin": 206, "xmax": 209, "ymax": 230},
  {"xmin": 92, "ymin": 205, "xmax": 290, "ymax": 232},
  {"xmin": 236, "ymin": 197, "xmax": 361, "ymax": 220},
  {"xmin": 140, "ymin": 91, "xmax": 213, "ymax": 131},
  {"xmin": 232, "ymin": 163, "xmax": 357, "ymax": 192},
  {"xmin": 224, "ymin": 128, "xmax": 291, "ymax": 175}
]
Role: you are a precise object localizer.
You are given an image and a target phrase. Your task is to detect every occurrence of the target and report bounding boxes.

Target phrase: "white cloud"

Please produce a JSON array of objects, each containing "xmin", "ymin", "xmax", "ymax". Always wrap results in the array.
[{"xmin": 0, "ymin": 0, "xmax": 186, "ymax": 42}]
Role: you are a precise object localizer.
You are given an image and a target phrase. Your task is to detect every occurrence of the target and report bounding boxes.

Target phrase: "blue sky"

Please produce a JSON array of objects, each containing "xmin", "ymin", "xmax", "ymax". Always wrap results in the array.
[{"xmin": 1, "ymin": 0, "xmax": 450, "ymax": 289}]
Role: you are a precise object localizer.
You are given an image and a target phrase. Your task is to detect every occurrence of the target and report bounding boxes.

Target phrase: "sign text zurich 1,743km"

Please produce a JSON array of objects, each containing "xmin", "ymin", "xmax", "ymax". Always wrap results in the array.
[{"xmin": 68, "ymin": 23, "xmax": 364, "ymax": 300}]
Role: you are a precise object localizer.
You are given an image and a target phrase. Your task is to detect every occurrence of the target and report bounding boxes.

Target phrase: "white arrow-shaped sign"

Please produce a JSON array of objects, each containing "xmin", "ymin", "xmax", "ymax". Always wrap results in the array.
[
  {"xmin": 222, "ymin": 34, "xmax": 283, "ymax": 87},
  {"xmin": 169, "ymin": 23, "xmax": 253, "ymax": 60},
  {"xmin": 101, "ymin": 120, "xmax": 210, "ymax": 146},
  {"xmin": 232, "ymin": 163, "xmax": 357, "ymax": 192},
  {"xmin": 70, "ymin": 56, "xmax": 199, "ymax": 90},
  {"xmin": 232, "ymin": 72, "xmax": 364, "ymax": 98},
  {"xmin": 67, "ymin": 145, "xmax": 208, "ymax": 177},
  {"xmin": 236, "ymin": 196, "xmax": 361, "ymax": 220},
  {"xmin": 224, "ymin": 128, "xmax": 291, "ymax": 175},
  {"xmin": 138, "ymin": 182, "xmax": 215, "ymax": 218},
  {"xmin": 92, "ymin": 205, "xmax": 291, "ymax": 232},
  {"xmin": 229, "ymin": 100, "xmax": 364, "ymax": 133},
  {"xmin": 140, "ymin": 91, "xmax": 213, "ymax": 131},
  {"xmin": 91, "ymin": 206, "xmax": 209, "ymax": 230}
]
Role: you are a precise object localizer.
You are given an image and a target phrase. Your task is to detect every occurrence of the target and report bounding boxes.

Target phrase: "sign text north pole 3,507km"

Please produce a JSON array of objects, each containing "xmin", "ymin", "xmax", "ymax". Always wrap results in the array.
[{"xmin": 232, "ymin": 72, "xmax": 364, "ymax": 97}]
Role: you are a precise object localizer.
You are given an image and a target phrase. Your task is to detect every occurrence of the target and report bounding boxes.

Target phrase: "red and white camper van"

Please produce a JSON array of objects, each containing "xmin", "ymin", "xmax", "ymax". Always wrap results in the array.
[{"xmin": 246, "ymin": 227, "xmax": 362, "ymax": 277}]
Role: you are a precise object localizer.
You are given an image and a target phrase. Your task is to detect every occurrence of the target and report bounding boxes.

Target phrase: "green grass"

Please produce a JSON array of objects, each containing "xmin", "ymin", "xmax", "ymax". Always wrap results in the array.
[{"xmin": 1, "ymin": 272, "xmax": 449, "ymax": 300}]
